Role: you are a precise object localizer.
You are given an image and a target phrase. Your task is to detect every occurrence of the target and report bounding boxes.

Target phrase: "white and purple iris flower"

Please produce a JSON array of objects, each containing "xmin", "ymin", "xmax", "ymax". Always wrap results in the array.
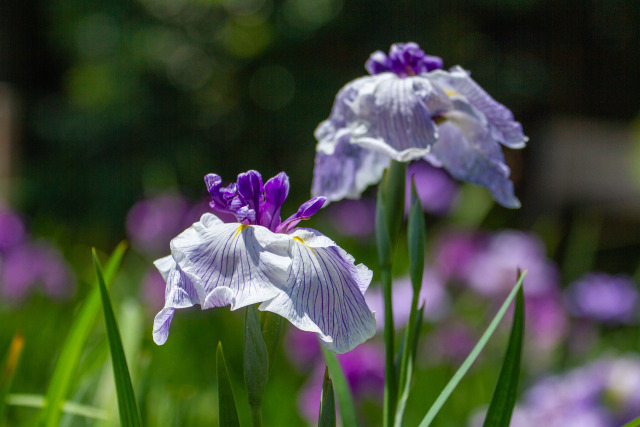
[
  {"xmin": 312, "ymin": 42, "xmax": 528, "ymax": 208},
  {"xmin": 153, "ymin": 170, "xmax": 376, "ymax": 353}
]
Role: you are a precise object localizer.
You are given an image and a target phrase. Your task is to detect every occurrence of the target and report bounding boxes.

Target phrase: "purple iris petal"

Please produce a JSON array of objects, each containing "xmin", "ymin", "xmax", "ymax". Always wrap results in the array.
[
  {"xmin": 260, "ymin": 172, "xmax": 289, "ymax": 230},
  {"xmin": 405, "ymin": 161, "xmax": 459, "ymax": 215},
  {"xmin": 276, "ymin": 197, "xmax": 326, "ymax": 234},
  {"xmin": 313, "ymin": 42, "xmax": 527, "ymax": 209},
  {"xmin": 154, "ymin": 172, "xmax": 376, "ymax": 351},
  {"xmin": 236, "ymin": 170, "xmax": 264, "ymax": 223},
  {"xmin": 366, "ymin": 42, "xmax": 444, "ymax": 77}
]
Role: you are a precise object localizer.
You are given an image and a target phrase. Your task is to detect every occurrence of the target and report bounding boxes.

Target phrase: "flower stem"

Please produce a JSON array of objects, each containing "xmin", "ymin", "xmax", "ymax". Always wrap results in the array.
[
  {"xmin": 381, "ymin": 267, "xmax": 397, "ymax": 427},
  {"xmin": 250, "ymin": 404, "xmax": 263, "ymax": 427}
]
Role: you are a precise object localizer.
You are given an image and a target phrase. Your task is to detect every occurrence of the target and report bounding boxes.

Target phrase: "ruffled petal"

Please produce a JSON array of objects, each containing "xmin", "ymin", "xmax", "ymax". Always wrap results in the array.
[
  {"xmin": 428, "ymin": 114, "xmax": 520, "ymax": 208},
  {"xmin": 315, "ymin": 73, "xmax": 450, "ymax": 163},
  {"xmin": 428, "ymin": 66, "xmax": 528, "ymax": 149},
  {"xmin": 312, "ymin": 135, "xmax": 390, "ymax": 201},
  {"xmin": 259, "ymin": 228, "xmax": 376, "ymax": 353},
  {"xmin": 153, "ymin": 213, "xmax": 292, "ymax": 344}
]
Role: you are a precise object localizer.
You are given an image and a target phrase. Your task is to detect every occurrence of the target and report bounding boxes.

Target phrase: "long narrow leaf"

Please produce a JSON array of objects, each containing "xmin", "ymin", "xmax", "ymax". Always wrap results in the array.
[
  {"xmin": 483, "ymin": 286, "xmax": 525, "ymax": 426},
  {"xmin": 93, "ymin": 249, "xmax": 141, "ymax": 427},
  {"xmin": 216, "ymin": 342, "xmax": 240, "ymax": 427},
  {"xmin": 419, "ymin": 271, "xmax": 527, "ymax": 427},
  {"xmin": 395, "ymin": 181, "xmax": 426, "ymax": 427},
  {"xmin": 622, "ymin": 416, "xmax": 640, "ymax": 427},
  {"xmin": 41, "ymin": 242, "xmax": 127, "ymax": 427},
  {"xmin": 7, "ymin": 394, "xmax": 108, "ymax": 420},
  {"xmin": 0, "ymin": 333, "xmax": 24, "ymax": 423},
  {"xmin": 321, "ymin": 347, "xmax": 358, "ymax": 427},
  {"xmin": 318, "ymin": 367, "xmax": 336, "ymax": 427}
]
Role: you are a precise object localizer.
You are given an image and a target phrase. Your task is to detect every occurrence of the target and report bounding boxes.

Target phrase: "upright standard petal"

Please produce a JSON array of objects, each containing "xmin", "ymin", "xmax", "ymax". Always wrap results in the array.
[
  {"xmin": 153, "ymin": 213, "xmax": 292, "ymax": 344},
  {"xmin": 259, "ymin": 228, "xmax": 376, "ymax": 353}
]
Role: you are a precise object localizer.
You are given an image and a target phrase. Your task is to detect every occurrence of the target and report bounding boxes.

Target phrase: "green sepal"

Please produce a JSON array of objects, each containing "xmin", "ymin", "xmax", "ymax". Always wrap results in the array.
[
  {"xmin": 419, "ymin": 271, "xmax": 528, "ymax": 427},
  {"xmin": 93, "ymin": 249, "xmax": 142, "ymax": 427},
  {"xmin": 482, "ymin": 283, "xmax": 525, "ymax": 427},
  {"xmin": 318, "ymin": 367, "xmax": 337, "ymax": 427},
  {"xmin": 260, "ymin": 312, "xmax": 284, "ymax": 376},
  {"xmin": 216, "ymin": 342, "xmax": 240, "ymax": 427}
]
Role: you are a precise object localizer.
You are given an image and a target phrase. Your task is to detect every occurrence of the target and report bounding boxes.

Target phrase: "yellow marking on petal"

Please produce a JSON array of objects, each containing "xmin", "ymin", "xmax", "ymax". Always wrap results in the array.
[
  {"xmin": 445, "ymin": 89, "xmax": 460, "ymax": 98},
  {"xmin": 293, "ymin": 236, "xmax": 315, "ymax": 254},
  {"xmin": 234, "ymin": 224, "xmax": 250, "ymax": 239}
]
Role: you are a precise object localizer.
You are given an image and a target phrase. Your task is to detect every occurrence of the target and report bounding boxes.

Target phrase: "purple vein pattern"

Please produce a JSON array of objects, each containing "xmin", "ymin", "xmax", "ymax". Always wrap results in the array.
[
  {"xmin": 153, "ymin": 171, "xmax": 376, "ymax": 353},
  {"xmin": 312, "ymin": 42, "xmax": 527, "ymax": 208}
]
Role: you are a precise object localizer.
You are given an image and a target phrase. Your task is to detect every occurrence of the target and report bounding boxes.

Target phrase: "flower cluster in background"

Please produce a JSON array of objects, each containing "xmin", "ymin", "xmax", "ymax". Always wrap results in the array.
[{"xmin": 0, "ymin": 203, "xmax": 75, "ymax": 302}]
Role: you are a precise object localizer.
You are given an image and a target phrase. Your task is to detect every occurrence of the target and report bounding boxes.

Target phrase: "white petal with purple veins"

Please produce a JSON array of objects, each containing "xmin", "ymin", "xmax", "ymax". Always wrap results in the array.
[
  {"xmin": 428, "ymin": 66, "xmax": 528, "ymax": 149},
  {"xmin": 259, "ymin": 228, "xmax": 376, "ymax": 353}
]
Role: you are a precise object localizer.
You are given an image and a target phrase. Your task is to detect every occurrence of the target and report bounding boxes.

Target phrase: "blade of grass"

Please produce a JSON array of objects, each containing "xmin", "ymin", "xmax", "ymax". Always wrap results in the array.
[
  {"xmin": 93, "ymin": 249, "xmax": 141, "ymax": 427},
  {"xmin": 318, "ymin": 367, "xmax": 336, "ymax": 427},
  {"xmin": 216, "ymin": 342, "xmax": 240, "ymax": 427},
  {"xmin": 260, "ymin": 312, "xmax": 284, "ymax": 376},
  {"xmin": 244, "ymin": 305, "xmax": 268, "ymax": 427},
  {"xmin": 622, "ymin": 416, "xmax": 640, "ymax": 427},
  {"xmin": 0, "ymin": 332, "xmax": 25, "ymax": 424},
  {"xmin": 418, "ymin": 271, "xmax": 527, "ymax": 427},
  {"xmin": 482, "ymin": 285, "xmax": 525, "ymax": 427},
  {"xmin": 7, "ymin": 394, "xmax": 109, "ymax": 420},
  {"xmin": 41, "ymin": 242, "xmax": 127, "ymax": 427},
  {"xmin": 321, "ymin": 346, "xmax": 358, "ymax": 427}
]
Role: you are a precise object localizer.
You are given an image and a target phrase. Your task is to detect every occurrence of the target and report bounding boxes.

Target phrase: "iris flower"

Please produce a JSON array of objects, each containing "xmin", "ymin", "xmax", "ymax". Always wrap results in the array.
[
  {"xmin": 313, "ymin": 42, "xmax": 528, "ymax": 208},
  {"xmin": 153, "ymin": 170, "xmax": 376, "ymax": 353}
]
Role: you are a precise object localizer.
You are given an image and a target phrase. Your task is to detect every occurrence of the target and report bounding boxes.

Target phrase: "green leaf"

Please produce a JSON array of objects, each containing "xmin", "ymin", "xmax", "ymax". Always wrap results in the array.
[
  {"xmin": 482, "ymin": 284, "xmax": 525, "ymax": 427},
  {"xmin": 318, "ymin": 367, "xmax": 336, "ymax": 427},
  {"xmin": 0, "ymin": 333, "xmax": 25, "ymax": 423},
  {"xmin": 244, "ymin": 305, "xmax": 268, "ymax": 425},
  {"xmin": 395, "ymin": 305, "xmax": 425, "ymax": 427},
  {"xmin": 622, "ymin": 416, "xmax": 640, "ymax": 427},
  {"xmin": 41, "ymin": 242, "xmax": 127, "ymax": 427},
  {"xmin": 376, "ymin": 182, "xmax": 392, "ymax": 269},
  {"xmin": 93, "ymin": 249, "xmax": 142, "ymax": 427},
  {"xmin": 321, "ymin": 346, "xmax": 358, "ymax": 427},
  {"xmin": 260, "ymin": 312, "xmax": 284, "ymax": 376},
  {"xmin": 216, "ymin": 342, "xmax": 240, "ymax": 427},
  {"xmin": 407, "ymin": 179, "xmax": 426, "ymax": 295},
  {"xmin": 418, "ymin": 271, "xmax": 528, "ymax": 427},
  {"xmin": 7, "ymin": 394, "xmax": 108, "ymax": 420}
]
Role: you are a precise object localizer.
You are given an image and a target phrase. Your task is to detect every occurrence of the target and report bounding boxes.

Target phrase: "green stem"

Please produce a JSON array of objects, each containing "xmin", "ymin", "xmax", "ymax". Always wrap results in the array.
[
  {"xmin": 250, "ymin": 404, "xmax": 262, "ymax": 427},
  {"xmin": 381, "ymin": 267, "xmax": 396, "ymax": 427}
]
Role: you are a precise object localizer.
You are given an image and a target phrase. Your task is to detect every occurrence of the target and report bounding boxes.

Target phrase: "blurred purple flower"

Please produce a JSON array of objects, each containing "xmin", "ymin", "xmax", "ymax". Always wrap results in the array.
[
  {"xmin": 324, "ymin": 198, "xmax": 376, "ymax": 237},
  {"xmin": 426, "ymin": 322, "xmax": 476, "ymax": 364},
  {"xmin": 298, "ymin": 342, "xmax": 384, "ymax": 422},
  {"xmin": 566, "ymin": 273, "xmax": 639, "ymax": 324},
  {"xmin": 464, "ymin": 230, "xmax": 559, "ymax": 297},
  {"xmin": 126, "ymin": 193, "xmax": 190, "ymax": 256},
  {"xmin": 140, "ymin": 267, "xmax": 167, "ymax": 315},
  {"xmin": 433, "ymin": 230, "xmax": 486, "ymax": 282},
  {"xmin": 0, "ymin": 206, "xmax": 26, "ymax": 252},
  {"xmin": 526, "ymin": 292, "xmax": 569, "ymax": 353},
  {"xmin": 312, "ymin": 42, "xmax": 527, "ymax": 208},
  {"xmin": 1, "ymin": 242, "xmax": 75, "ymax": 301},
  {"xmin": 365, "ymin": 270, "xmax": 450, "ymax": 331},
  {"xmin": 405, "ymin": 161, "xmax": 458, "ymax": 216}
]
